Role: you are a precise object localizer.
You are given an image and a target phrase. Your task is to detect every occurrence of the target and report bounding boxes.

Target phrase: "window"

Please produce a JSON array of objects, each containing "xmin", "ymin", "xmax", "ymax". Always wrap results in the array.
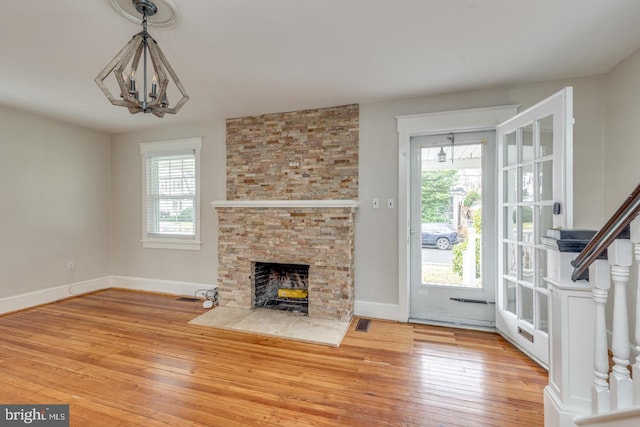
[{"xmin": 140, "ymin": 137, "xmax": 202, "ymax": 250}]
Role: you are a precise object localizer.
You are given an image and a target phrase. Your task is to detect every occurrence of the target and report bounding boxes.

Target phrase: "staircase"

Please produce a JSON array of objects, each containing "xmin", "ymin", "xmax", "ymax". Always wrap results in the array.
[{"xmin": 544, "ymin": 184, "xmax": 640, "ymax": 427}]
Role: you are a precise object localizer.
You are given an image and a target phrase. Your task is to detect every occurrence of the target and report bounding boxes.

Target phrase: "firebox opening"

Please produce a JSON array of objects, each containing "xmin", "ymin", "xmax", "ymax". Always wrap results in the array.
[{"xmin": 253, "ymin": 262, "xmax": 309, "ymax": 314}]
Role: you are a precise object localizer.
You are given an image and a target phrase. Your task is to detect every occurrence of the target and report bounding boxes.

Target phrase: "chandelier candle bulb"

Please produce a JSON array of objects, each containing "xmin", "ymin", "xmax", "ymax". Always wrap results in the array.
[
  {"xmin": 129, "ymin": 70, "xmax": 136, "ymax": 92},
  {"xmin": 151, "ymin": 73, "xmax": 158, "ymax": 97}
]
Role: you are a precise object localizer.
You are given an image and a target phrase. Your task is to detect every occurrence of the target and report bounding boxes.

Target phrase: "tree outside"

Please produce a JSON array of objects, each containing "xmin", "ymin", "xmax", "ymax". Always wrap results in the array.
[
  {"xmin": 452, "ymin": 210, "xmax": 481, "ymax": 281},
  {"xmin": 421, "ymin": 170, "xmax": 458, "ymax": 223}
]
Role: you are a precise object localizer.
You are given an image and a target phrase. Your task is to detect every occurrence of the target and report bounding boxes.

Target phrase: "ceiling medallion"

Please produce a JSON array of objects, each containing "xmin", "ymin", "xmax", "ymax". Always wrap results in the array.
[{"xmin": 108, "ymin": 0, "xmax": 181, "ymax": 29}]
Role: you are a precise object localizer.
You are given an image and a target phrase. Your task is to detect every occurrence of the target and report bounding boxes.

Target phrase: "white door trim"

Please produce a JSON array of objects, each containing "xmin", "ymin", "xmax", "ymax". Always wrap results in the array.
[{"xmin": 396, "ymin": 105, "xmax": 519, "ymax": 322}]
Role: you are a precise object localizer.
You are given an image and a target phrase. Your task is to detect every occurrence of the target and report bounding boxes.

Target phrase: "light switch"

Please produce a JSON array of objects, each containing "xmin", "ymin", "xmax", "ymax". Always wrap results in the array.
[
  {"xmin": 372, "ymin": 198, "xmax": 379, "ymax": 209},
  {"xmin": 387, "ymin": 199, "xmax": 394, "ymax": 209}
]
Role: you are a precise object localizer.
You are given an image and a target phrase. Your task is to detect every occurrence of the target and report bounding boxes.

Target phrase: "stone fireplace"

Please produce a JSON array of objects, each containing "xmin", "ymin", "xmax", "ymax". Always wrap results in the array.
[{"xmin": 212, "ymin": 104, "xmax": 358, "ymax": 322}]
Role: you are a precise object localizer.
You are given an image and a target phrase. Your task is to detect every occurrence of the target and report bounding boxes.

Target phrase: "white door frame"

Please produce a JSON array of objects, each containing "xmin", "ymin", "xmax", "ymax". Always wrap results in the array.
[{"xmin": 396, "ymin": 105, "xmax": 519, "ymax": 322}]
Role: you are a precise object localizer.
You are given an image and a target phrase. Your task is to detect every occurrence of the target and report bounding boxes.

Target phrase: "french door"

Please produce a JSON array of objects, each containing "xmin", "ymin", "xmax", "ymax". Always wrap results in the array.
[{"xmin": 496, "ymin": 87, "xmax": 573, "ymax": 367}]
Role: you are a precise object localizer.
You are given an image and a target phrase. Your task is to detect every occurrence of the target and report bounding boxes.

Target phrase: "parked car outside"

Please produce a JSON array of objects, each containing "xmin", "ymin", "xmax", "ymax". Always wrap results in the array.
[{"xmin": 421, "ymin": 222, "xmax": 459, "ymax": 250}]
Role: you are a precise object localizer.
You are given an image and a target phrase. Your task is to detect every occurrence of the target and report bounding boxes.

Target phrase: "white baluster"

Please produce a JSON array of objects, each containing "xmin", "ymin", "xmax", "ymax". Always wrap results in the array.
[
  {"xmin": 630, "ymin": 217, "xmax": 640, "ymax": 405},
  {"xmin": 608, "ymin": 239, "xmax": 633, "ymax": 410},
  {"xmin": 590, "ymin": 259, "xmax": 611, "ymax": 414}
]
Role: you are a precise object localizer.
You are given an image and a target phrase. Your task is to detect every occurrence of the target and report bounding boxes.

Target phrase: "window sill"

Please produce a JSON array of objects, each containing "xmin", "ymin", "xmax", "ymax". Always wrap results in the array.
[{"xmin": 141, "ymin": 239, "xmax": 202, "ymax": 251}]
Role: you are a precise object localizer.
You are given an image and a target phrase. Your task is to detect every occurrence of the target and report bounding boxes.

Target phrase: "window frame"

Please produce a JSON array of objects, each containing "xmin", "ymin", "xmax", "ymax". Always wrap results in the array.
[{"xmin": 139, "ymin": 137, "xmax": 202, "ymax": 250}]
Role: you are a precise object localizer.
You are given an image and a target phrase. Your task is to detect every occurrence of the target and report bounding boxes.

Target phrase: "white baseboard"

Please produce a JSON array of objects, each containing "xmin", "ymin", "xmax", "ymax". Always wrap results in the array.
[
  {"xmin": 110, "ymin": 275, "xmax": 217, "ymax": 298},
  {"xmin": 2, "ymin": 279, "xmax": 411, "ymax": 324},
  {"xmin": 544, "ymin": 385, "xmax": 585, "ymax": 427},
  {"xmin": 354, "ymin": 300, "xmax": 402, "ymax": 321},
  {"xmin": 0, "ymin": 276, "xmax": 218, "ymax": 316},
  {"xmin": 0, "ymin": 276, "xmax": 111, "ymax": 315}
]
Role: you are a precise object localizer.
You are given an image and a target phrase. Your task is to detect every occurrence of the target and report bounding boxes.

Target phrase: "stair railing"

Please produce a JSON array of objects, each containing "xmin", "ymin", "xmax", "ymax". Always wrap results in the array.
[
  {"xmin": 571, "ymin": 183, "xmax": 640, "ymax": 282},
  {"xmin": 570, "ymin": 184, "xmax": 640, "ymax": 420}
]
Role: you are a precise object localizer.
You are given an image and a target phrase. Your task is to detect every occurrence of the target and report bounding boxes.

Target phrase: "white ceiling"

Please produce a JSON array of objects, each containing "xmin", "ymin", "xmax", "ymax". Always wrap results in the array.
[{"xmin": 1, "ymin": 0, "xmax": 639, "ymax": 134}]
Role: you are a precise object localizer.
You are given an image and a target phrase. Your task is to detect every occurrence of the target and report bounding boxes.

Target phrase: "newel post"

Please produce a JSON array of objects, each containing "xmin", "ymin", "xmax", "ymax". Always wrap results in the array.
[
  {"xmin": 607, "ymin": 239, "xmax": 633, "ymax": 410},
  {"xmin": 543, "ymin": 229, "xmax": 598, "ymax": 427}
]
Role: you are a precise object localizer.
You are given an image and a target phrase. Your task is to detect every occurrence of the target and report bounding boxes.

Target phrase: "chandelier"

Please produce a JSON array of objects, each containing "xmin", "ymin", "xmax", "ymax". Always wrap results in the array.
[{"xmin": 95, "ymin": 0, "xmax": 188, "ymax": 117}]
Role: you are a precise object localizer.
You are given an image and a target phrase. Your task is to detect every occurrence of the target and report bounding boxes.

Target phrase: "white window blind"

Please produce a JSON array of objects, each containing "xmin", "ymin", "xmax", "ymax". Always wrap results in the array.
[
  {"xmin": 140, "ymin": 137, "xmax": 202, "ymax": 250},
  {"xmin": 146, "ymin": 153, "xmax": 196, "ymax": 237}
]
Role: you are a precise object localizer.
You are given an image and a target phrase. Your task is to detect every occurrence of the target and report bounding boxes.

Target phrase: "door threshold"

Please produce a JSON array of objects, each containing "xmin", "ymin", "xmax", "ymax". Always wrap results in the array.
[{"xmin": 409, "ymin": 317, "xmax": 496, "ymax": 333}]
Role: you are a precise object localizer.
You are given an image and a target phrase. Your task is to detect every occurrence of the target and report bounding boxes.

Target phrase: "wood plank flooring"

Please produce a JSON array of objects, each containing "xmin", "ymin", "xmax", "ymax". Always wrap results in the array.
[{"xmin": 0, "ymin": 289, "xmax": 547, "ymax": 426}]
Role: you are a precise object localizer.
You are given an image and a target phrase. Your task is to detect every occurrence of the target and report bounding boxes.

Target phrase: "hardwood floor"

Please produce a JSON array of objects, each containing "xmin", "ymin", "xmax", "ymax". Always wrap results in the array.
[{"xmin": 0, "ymin": 290, "xmax": 547, "ymax": 426}]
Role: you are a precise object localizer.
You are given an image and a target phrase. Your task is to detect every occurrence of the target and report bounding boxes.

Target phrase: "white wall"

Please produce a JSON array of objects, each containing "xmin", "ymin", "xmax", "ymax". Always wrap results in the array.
[
  {"xmin": 604, "ymin": 48, "xmax": 640, "ymax": 212},
  {"xmin": 604, "ymin": 47, "xmax": 640, "ymax": 345},
  {"xmin": 0, "ymin": 106, "xmax": 111, "ymax": 298},
  {"xmin": 356, "ymin": 76, "xmax": 606, "ymax": 308},
  {"xmin": 110, "ymin": 121, "xmax": 225, "ymax": 285},
  {"xmin": 109, "ymin": 76, "xmax": 606, "ymax": 316}
]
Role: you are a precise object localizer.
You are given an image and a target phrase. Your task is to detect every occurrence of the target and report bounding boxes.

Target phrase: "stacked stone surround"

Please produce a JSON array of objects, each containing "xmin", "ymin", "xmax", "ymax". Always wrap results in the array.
[
  {"xmin": 225, "ymin": 104, "xmax": 358, "ymax": 200},
  {"xmin": 214, "ymin": 104, "xmax": 359, "ymax": 321},
  {"xmin": 216, "ymin": 207, "xmax": 355, "ymax": 320}
]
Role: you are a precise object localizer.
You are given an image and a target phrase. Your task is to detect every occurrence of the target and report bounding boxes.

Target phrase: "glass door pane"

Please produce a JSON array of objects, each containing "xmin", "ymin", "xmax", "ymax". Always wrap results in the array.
[
  {"xmin": 521, "ymin": 123, "xmax": 534, "ymax": 163},
  {"xmin": 418, "ymin": 145, "xmax": 482, "ymax": 288},
  {"xmin": 538, "ymin": 115, "xmax": 554, "ymax": 157}
]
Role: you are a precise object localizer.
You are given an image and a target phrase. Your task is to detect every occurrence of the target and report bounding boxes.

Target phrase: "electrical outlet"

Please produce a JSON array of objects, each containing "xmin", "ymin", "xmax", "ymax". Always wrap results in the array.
[{"xmin": 67, "ymin": 261, "xmax": 75, "ymax": 271}]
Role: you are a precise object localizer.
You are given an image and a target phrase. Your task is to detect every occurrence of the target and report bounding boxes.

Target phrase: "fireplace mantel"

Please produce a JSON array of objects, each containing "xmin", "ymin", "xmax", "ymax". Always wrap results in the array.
[{"xmin": 211, "ymin": 200, "xmax": 359, "ymax": 209}]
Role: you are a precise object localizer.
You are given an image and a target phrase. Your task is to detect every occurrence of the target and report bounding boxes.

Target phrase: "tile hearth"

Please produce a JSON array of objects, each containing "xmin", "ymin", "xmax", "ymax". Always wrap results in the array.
[{"xmin": 188, "ymin": 306, "xmax": 350, "ymax": 347}]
